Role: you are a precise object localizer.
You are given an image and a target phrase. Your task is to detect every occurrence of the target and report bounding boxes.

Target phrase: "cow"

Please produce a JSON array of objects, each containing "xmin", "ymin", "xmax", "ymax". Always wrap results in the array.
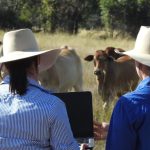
[
  {"xmin": 105, "ymin": 47, "xmax": 125, "ymax": 59},
  {"xmin": 84, "ymin": 47, "xmax": 139, "ymax": 107},
  {"xmin": 38, "ymin": 46, "xmax": 83, "ymax": 92}
]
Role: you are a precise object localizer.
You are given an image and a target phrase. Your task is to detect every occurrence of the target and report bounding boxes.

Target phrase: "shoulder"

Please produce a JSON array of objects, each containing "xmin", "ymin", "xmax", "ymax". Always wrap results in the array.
[
  {"xmin": 117, "ymin": 91, "xmax": 143, "ymax": 110},
  {"xmin": 121, "ymin": 89, "xmax": 148, "ymax": 106},
  {"xmin": 114, "ymin": 91, "xmax": 146, "ymax": 123},
  {"xmin": 31, "ymin": 89, "xmax": 67, "ymax": 119},
  {"xmin": 26, "ymin": 83, "xmax": 66, "ymax": 108},
  {"xmin": 37, "ymin": 89, "xmax": 65, "ymax": 107}
]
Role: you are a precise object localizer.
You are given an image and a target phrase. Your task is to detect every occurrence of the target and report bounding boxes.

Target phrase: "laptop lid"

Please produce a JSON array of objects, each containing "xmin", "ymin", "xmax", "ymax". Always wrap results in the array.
[{"xmin": 53, "ymin": 91, "xmax": 94, "ymax": 139}]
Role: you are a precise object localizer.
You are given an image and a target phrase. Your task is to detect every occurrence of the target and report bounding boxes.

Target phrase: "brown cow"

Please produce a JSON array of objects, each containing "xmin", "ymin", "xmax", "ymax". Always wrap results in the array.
[
  {"xmin": 84, "ymin": 47, "xmax": 139, "ymax": 106},
  {"xmin": 38, "ymin": 46, "xmax": 83, "ymax": 92}
]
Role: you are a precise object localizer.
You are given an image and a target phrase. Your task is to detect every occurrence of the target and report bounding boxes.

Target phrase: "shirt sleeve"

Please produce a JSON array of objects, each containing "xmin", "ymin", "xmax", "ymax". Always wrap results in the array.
[
  {"xmin": 49, "ymin": 99, "xmax": 79, "ymax": 150},
  {"xmin": 106, "ymin": 97, "xmax": 137, "ymax": 150}
]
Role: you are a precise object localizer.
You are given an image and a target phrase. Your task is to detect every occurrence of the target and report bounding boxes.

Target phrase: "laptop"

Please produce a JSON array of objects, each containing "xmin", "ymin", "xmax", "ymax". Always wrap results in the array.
[{"xmin": 53, "ymin": 91, "xmax": 94, "ymax": 149}]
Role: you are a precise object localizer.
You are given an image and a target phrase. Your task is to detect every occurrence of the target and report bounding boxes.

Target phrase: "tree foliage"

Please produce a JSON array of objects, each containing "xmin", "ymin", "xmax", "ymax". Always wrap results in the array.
[
  {"xmin": 0, "ymin": 0, "xmax": 150, "ymax": 35},
  {"xmin": 99, "ymin": 0, "xmax": 150, "ymax": 36},
  {"xmin": 50, "ymin": 0, "xmax": 100, "ymax": 33},
  {"xmin": 0, "ymin": 0, "xmax": 100, "ymax": 34}
]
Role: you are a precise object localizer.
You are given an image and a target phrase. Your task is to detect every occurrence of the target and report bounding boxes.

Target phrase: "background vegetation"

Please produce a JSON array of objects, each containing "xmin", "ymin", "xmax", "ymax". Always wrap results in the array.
[{"xmin": 0, "ymin": 0, "xmax": 150, "ymax": 36}]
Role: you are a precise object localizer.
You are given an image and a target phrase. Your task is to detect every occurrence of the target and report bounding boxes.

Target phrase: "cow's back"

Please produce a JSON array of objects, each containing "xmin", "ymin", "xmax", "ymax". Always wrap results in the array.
[{"xmin": 39, "ymin": 47, "xmax": 83, "ymax": 92}]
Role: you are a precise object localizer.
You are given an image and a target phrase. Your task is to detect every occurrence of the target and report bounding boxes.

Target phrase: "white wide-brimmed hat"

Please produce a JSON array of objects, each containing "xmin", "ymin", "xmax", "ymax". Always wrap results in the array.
[
  {"xmin": 116, "ymin": 26, "xmax": 150, "ymax": 67},
  {"xmin": 0, "ymin": 29, "xmax": 61, "ymax": 72}
]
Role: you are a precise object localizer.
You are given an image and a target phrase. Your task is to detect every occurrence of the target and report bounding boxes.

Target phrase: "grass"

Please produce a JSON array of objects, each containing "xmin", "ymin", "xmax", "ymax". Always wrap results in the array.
[
  {"xmin": 35, "ymin": 29, "xmax": 135, "ymax": 150},
  {"xmin": 0, "ymin": 30, "xmax": 4, "ymax": 41},
  {"xmin": 0, "ymin": 29, "xmax": 135, "ymax": 150}
]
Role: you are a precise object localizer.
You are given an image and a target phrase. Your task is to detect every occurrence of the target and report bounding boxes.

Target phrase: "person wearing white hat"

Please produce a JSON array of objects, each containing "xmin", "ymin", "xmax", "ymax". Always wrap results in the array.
[
  {"xmin": 0, "ymin": 29, "xmax": 84, "ymax": 150},
  {"xmin": 106, "ymin": 26, "xmax": 150, "ymax": 150}
]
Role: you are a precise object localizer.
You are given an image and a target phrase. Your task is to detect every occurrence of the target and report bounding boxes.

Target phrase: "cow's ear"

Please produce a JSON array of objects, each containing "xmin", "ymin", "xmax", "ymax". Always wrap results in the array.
[{"xmin": 84, "ymin": 55, "xmax": 94, "ymax": 61}]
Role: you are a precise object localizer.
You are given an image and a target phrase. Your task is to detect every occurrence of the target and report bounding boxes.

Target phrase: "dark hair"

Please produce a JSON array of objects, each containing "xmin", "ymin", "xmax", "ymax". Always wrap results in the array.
[
  {"xmin": 4, "ymin": 56, "xmax": 38, "ymax": 95},
  {"xmin": 0, "ymin": 63, "xmax": 4, "ymax": 79}
]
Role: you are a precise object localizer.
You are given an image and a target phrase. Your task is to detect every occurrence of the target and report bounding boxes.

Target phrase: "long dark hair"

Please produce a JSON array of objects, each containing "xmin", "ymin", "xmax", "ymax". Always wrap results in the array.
[{"xmin": 4, "ymin": 56, "xmax": 38, "ymax": 95}]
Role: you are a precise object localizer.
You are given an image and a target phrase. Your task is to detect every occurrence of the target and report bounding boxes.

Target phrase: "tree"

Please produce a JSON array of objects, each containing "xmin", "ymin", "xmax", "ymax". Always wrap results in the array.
[
  {"xmin": 99, "ymin": 0, "xmax": 150, "ymax": 37},
  {"xmin": 51, "ymin": 0, "xmax": 100, "ymax": 34}
]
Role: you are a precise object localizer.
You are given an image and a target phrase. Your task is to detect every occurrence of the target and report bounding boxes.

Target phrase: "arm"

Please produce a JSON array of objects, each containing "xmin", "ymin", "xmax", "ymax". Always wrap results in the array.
[
  {"xmin": 106, "ymin": 97, "xmax": 137, "ymax": 150},
  {"xmin": 49, "ymin": 100, "xmax": 79, "ymax": 150},
  {"xmin": 93, "ymin": 121, "xmax": 109, "ymax": 140}
]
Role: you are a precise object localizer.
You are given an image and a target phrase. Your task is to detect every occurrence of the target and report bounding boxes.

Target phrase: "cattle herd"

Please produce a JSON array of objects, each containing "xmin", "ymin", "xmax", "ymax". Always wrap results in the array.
[{"xmin": 0, "ymin": 41, "xmax": 139, "ymax": 107}]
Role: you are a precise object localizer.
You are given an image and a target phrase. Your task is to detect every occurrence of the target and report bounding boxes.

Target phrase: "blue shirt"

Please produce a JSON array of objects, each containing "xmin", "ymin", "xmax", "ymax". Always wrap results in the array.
[
  {"xmin": 106, "ymin": 77, "xmax": 150, "ymax": 150},
  {"xmin": 0, "ymin": 76, "xmax": 79, "ymax": 150}
]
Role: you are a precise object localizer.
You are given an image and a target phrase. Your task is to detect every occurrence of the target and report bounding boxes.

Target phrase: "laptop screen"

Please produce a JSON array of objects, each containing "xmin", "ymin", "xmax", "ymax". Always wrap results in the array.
[{"xmin": 53, "ymin": 91, "xmax": 94, "ymax": 139}]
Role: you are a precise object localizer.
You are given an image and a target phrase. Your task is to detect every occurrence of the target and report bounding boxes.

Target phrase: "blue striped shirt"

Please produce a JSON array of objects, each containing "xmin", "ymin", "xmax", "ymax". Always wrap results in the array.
[{"xmin": 0, "ymin": 76, "xmax": 79, "ymax": 150}]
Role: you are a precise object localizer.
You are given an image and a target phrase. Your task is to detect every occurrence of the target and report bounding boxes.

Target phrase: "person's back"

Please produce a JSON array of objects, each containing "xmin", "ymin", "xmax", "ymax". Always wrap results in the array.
[
  {"xmin": 106, "ymin": 26, "xmax": 150, "ymax": 150},
  {"xmin": 106, "ymin": 76, "xmax": 150, "ymax": 150},
  {"xmin": 131, "ymin": 79, "xmax": 150, "ymax": 150},
  {"xmin": 0, "ymin": 76, "xmax": 79, "ymax": 149}
]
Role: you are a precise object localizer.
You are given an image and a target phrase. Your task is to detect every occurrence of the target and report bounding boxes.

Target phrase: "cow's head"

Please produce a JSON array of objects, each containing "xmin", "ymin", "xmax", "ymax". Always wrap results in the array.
[
  {"xmin": 84, "ymin": 47, "xmax": 127, "ymax": 90},
  {"xmin": 84, "ymin": 47, "xmax": 126, "ymax": 77},
  {"xmin": 84, "ymin": 50, "xmax": 114, "ymax": 85}
]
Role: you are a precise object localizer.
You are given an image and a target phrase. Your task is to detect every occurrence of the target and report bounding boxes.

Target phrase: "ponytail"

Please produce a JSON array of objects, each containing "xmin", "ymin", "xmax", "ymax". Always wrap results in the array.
[{"xmin": 4, "ymin": 56, "xmax": 38, "ymax": 95}]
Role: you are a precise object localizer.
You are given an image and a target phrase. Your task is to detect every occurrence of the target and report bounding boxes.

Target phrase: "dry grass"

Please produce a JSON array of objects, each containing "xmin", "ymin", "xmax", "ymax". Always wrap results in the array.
[
  {"xmin": 0, "ymin": 29, "xmax": 135, "ymax": 150},
  {"xmin": 0, "ymin": 30, "xmax": 4, "ymax": 41},
  {"xmin": 35, "ymin": 29, "xmax": 135, "ymax": 150}
]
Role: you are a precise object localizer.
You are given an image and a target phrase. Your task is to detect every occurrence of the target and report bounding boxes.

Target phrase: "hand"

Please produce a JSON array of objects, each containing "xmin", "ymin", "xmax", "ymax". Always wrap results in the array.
[
  {"xmin": 93, "ymin": 121, "xmax": 109, "ymax": 140},
  {"xmin": 80, "ymin": 143, "xmax": 88, "ymax": 150}
]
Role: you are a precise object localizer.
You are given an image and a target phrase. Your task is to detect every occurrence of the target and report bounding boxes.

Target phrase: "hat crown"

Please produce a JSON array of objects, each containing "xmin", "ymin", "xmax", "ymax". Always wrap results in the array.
[
  {"xmin": 0, "ymin": 28, "xmax": 60, "ymax": 72},
  {"xmin": 3, "ymin": 29, "xmax": 40, "ymax": 56},
  {"xmin": 134, "ymin": 26, "xmax": 150, "ymax": 54}
]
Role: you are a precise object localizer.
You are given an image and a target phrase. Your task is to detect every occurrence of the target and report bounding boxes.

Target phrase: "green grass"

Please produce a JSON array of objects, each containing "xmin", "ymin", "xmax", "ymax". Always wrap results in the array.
[{"xmin": 0, "ymin": 29, "xmax": 135, "ymax": 150}]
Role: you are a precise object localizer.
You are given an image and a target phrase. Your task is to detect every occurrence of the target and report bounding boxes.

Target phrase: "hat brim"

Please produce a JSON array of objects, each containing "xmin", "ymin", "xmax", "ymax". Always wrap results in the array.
[
  {"xmin": 39, "ymin": 49, "xmax": 61, "ymax": 72},
  {"xmin": 0, "ymin": 48, "xmax": 61, "ymax": 72},
  {"xmin": 116, "ymin": 49, "xmax": 150, "ymax": 67}
]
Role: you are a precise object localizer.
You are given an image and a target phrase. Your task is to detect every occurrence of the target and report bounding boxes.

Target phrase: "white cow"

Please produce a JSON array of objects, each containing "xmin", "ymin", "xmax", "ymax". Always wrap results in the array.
[{"xmin": 38, "ymin": 46, "xmax": 83, "ymax": 92}]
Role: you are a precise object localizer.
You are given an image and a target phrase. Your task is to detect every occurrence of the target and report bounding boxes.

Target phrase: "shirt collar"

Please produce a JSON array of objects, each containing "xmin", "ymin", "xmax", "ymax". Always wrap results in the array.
[
  {"xmin": 0, "ymin": 75, "xmax": 53, "ymax": 93},
  {"xmin": 1, "ymin": 75, "xmax": 41, "ymax": 89},
  {"xmin": 136, "ymin": 76, "xmax": 150, "ymax": 90}
]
